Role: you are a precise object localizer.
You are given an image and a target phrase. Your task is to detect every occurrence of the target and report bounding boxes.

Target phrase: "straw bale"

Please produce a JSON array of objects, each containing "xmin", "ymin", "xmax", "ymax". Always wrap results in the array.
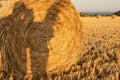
[
  {"xmin": 0, "ymin": 0, "xmax": 83, "ymax": 79},
  {"xmin": 96, "ymin": 15, "xmax": 102, "ymax": 18},
  {"xmin": 111, "ymin": 15, "xmax": 117, "ymax": 18}
]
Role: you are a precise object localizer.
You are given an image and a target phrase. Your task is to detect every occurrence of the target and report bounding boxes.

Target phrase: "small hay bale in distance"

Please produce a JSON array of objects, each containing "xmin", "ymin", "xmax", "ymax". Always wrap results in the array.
[
  {"xmin": 0, "ymin": 0, "xmax": 83, "ymax": 78},
  {"xmin": 111, "ymin": 15, "xmax": 117, "ymax": 18},
  {"xmin": 96, "ymin": 15, "xmax": 102, "ymax": 18}
]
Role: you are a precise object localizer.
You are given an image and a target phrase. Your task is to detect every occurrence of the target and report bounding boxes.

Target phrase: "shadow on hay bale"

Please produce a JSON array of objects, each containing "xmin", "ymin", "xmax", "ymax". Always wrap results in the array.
[{"xmin": 0, "ymin": 0, "xmax": 82, "ymax": 79}]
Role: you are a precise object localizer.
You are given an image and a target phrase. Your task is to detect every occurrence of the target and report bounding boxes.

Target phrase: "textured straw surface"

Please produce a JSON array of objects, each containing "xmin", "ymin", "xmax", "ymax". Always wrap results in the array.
[{"xmin": 0, "ymin": 0, "xmax": 82, "ymax": 79}]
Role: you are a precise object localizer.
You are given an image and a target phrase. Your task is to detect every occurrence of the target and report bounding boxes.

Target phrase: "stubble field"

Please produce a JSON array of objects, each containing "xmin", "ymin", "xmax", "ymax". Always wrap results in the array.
[{"xmin": 79, "ymin": 17, "xmax": 120, "ymax": 80}]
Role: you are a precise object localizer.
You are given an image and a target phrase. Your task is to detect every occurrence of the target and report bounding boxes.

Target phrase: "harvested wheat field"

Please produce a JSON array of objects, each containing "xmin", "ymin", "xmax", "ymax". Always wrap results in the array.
[
  {"xmin": 79, "ymin": 17, "xmax": 120, "ymax": 80},
  {"xmin": 0, "ymin": 0, "xmax": 83, "ymax": 79}
]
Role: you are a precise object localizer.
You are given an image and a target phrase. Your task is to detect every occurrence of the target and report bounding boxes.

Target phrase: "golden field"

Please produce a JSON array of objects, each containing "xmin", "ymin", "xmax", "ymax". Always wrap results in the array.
[{"xmin": 78, "ymin": 16, "xmax": 120, "ymax": 80}]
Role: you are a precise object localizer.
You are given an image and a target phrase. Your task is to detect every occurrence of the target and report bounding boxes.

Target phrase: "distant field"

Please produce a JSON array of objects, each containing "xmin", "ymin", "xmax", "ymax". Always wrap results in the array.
[{"xmin": 78, "ymin": 17, "xmax": 120, "ymax": 79}]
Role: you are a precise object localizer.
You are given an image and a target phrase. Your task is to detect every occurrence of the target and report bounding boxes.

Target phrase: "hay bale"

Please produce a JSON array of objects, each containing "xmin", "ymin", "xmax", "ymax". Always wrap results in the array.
[
  {"xmin": 0, "ymin": 0, "xmax": 83, "ymax": 79},
  {"xmin": 96, "ymin": 15, "xmax": 102, "ymax": 18},
  {"xmin": 111, "ymin": 15, "xmax": 117, "ymax": 18}
]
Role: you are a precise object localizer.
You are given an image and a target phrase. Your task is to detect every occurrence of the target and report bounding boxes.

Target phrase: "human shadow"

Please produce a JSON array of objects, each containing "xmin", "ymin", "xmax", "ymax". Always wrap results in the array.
[{"xmin": 0, "ymin": 1, "xmax": 61, "ymax": 79}]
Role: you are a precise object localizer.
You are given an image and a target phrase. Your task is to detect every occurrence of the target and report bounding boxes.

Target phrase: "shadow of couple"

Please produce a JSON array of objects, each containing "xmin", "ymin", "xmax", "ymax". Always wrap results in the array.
[{"xmin": 0, "ymin": 0, "xmax": 61, "ymax": 79}]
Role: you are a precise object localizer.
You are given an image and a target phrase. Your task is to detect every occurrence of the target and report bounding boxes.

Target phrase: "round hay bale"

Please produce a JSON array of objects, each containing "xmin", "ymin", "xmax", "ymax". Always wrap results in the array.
[
  {"xmin": 96, "ymin": 15, "xmax": 102, "ymax": 18},
  {"xmin": 0, "ymin": 0, "xmax": 83, "ymax": 79},
  {"xmin": 111, "ymin": 15, "xmax": 117, "ymax": 18}
]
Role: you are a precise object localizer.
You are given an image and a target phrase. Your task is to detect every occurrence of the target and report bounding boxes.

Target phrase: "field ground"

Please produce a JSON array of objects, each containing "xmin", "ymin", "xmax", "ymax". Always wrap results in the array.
[{"xmin": 79, "ymin": 17, "xmax": 120, "ymax": 79}]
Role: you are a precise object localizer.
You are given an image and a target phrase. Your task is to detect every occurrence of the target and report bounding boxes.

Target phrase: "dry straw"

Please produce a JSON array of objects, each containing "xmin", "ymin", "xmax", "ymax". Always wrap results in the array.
[
  {"xmin": 24, "ymin": 48, "xmax": 33, "ymax": 80},
  {"xmin": 0, "ymin": 0, "xmax": 83, "ymax": 79},
  {"xmin": 8, "ymin": 69, "xmax": 14, "ymax": 80}
]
